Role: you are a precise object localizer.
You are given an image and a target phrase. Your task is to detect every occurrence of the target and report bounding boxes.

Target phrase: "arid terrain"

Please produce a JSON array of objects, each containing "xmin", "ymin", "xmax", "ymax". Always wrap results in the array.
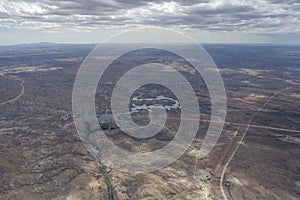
[{"xmin": 0, "ymin": 43, "xmax": 299, "ymax": 200}]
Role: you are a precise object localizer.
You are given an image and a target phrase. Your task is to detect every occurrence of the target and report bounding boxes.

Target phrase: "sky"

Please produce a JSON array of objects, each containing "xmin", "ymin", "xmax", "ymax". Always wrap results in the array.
[{"xmin": 0, "ymin": 0, "xmax": 299, "ymax": 45}]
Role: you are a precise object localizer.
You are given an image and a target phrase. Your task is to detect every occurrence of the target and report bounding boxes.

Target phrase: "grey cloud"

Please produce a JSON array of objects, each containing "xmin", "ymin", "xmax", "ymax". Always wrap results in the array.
[{"xmin": 0, "ymin": 0, "xmax": 299, "ymax": 33}]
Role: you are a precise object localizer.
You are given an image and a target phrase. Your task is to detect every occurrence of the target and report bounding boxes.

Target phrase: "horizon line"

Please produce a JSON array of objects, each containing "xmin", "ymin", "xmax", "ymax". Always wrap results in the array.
[{"xmin": 1, "ymin": 41, "xmax": 300, "ymax": 47}]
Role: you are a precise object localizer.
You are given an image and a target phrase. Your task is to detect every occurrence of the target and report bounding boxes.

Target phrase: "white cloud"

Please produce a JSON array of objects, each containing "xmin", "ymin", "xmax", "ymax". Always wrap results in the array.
[{"xmin": 0, "ymin": 0, "xmax": 299, "ymax": 33}]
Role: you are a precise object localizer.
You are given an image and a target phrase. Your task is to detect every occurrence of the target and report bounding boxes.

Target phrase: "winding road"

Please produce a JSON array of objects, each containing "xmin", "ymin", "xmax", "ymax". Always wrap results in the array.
[
  {"xmin": 219, "ymin": 87, "xmax": 292, "ymax": 200},
  {"xmin": 0, "ymin": 73, "xmax": 25, "ymax": 107}
]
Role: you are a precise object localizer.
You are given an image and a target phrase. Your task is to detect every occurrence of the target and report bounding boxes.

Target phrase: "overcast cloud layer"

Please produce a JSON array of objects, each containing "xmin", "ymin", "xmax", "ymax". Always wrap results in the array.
[{"xmin": 0, "ymin": 0, "xmax": 299, "ymax": 33}]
